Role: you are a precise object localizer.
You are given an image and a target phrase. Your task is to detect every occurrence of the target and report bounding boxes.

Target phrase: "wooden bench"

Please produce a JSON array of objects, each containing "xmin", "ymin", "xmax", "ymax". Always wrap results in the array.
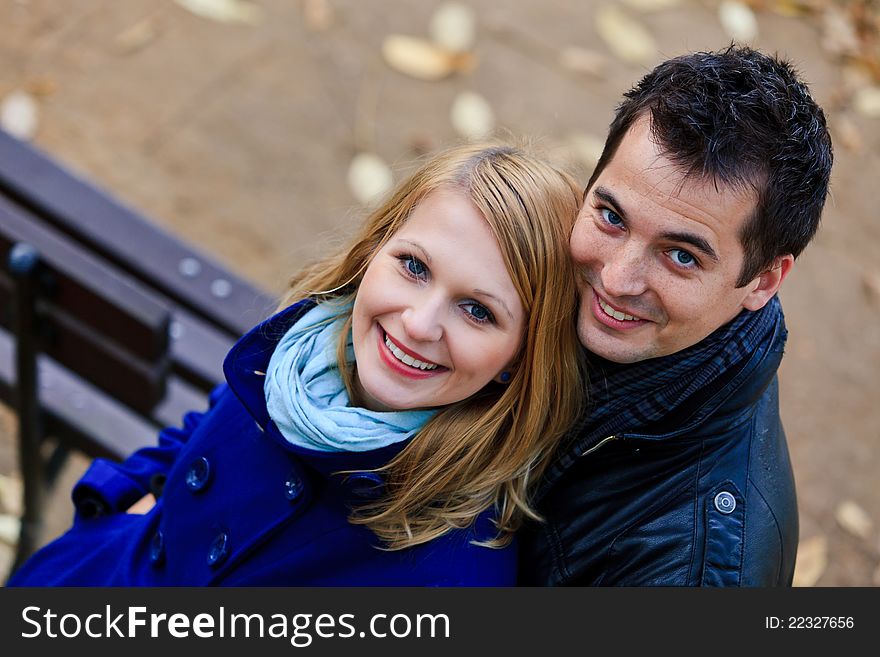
[{"xmin": 0, "ymin": 128, "xmax": 276, "ymax": 580}]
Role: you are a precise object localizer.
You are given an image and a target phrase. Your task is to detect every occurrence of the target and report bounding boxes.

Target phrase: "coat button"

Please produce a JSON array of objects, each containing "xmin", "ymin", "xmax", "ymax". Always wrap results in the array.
[
  {"xmin": 714, "ymin": 491, "xmax": 737, "ymax": 514},
  {"xmin": 185, "ymin": 457, "xmax": 212, "ymax": 492},
  {"xmin": 207, "ymin": 532, "xmax": 230, "ymax": 568},
  {"xmin": 149, "ymin": 530, "xmax": 165, "ymax": 565},
  {"xmin": 284, "ymin": 473, "xmax": 303, "ymax": 502},
  {"xmin": 347, "ymin": 472, "xmax": 385, "ymax": 499}
]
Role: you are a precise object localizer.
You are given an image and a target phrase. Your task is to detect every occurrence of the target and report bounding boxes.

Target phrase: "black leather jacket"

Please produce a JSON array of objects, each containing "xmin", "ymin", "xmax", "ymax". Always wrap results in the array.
[{"xmin": 519, "ymin": 326, "xmax": 798, "ymax": 586}]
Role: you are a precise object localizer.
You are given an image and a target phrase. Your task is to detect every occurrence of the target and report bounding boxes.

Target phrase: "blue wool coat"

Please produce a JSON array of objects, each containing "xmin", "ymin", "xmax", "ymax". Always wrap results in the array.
[{"xmin": 9, "ymin": 301, "xmax": 516, "ymax": 586}]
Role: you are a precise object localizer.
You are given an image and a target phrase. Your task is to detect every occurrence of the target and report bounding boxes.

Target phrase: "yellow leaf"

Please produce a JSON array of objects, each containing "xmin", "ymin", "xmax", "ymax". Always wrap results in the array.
[
  {"xmin": 622, "ymin": 0, "xmax": 682, "ymax": 11},
  {"xmin": 451, "ymin": 91, "xmax": 494, "ymax": 140},
  {"xmin": 595, "ymin": 6, "xmax": 657, "ymax": 66},
  {"xmin": 821, "ymin": 6, "xmax": 860, "ymax": 57},
  {"xmin": 835, "ymin": 500, "xmax": 874, "ymax": 540},
  {"xmin": 174, "ymin": 0, "xmax": 263, "ymax": 25},
  {"xmin": 793, "ymin": 535, "xmax": 827, "ymax": 587},
  {"xmin": 348, "ymin": 153, "xmax": 393, "ymax": 206},
  {"xmin": 719, "ymin": 1, "xmax": 759, "ymax": 42},
  {"xmin": 558, "ymin": 47, "xmax": 607, "ymax": 77},
  {"xmin": 429, "ymin": 2, "xmax": 477, "ymax": 53},
  {"xmin": 0, "ymin": 90, "xmax": 39, "ymax": 141},
  {"xmin": 382, "ymin": 35, "xmax": 459, "ymax": 81},
  {"xmin": 833, "ymin": 115, "xmax": 862, "ymax": 153},
  {"xmin": 0, "ymin": 513, "xmax": 20, "ymax": 547},
  {"xmin": 853, "ymin": 86, "xmax": 880, "ymax": 118},
  {"xmin": 113, "ymin": 17, "xmax": 160, "ymax": 55},
  {"xmin": 0, "ymin": 473, "xmax": 22, "ymax": 517},
  {"xmin": 303, "ymin": 0, "xmax": 333, "ymax": 32}
]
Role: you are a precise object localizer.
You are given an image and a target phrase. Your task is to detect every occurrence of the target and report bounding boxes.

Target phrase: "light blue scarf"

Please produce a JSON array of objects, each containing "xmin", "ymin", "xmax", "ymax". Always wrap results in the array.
[{"xmin": 264, "ymin": 303, "xmax": 436, "ymax": 452}]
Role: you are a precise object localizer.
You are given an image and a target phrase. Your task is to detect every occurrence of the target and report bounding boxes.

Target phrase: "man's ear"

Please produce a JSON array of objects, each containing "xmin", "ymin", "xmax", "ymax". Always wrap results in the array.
[{"xmin": 742, "ymin": 254, "xmax": 794, "ymax": 311}]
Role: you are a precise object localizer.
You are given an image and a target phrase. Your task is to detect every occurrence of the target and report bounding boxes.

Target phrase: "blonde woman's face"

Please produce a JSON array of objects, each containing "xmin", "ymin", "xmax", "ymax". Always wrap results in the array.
[{"xmin": 351, "ymin": 189, "xmax": 525, "ymax": 412}]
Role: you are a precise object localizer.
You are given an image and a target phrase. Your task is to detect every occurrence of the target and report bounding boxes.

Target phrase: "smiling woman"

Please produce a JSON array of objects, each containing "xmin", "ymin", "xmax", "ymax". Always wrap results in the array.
[{"xmin": 9, "ymin": 142, "xmax": 586, "ymax": 586}]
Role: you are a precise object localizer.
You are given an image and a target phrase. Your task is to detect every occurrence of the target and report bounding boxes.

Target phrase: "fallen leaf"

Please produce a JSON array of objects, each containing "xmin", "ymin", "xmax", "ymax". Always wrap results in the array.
[
  {"xmin": 348, "ymin": 153, "xmax": 393, "ymax": 206},
  {"xmin": 769, "ymin": 0, "xmax": 820, "ymax": 18},
  {"xmin": 853, "ymin": 86, "xmax": 880, "ymax": 118},
  {"xmin": 113, "ymin": 17, "xmax": 160, "ymax": 54},
  {"xmin": 622, "ymin": 0, "xmax": 682, "ymax": 11},
  {"xmin": 833, "ymin": 114, "xmax": 862, "ymax": 152},
  {"xmin": 558, "ymin": 47, "xmax": 607, "ymax": 77},
  {"xmin": 719, "ymin": 1, "xmax": 759, "ymax": 42},
  {"xmin": 429, "ymin": 1, "xmax": 477, "ymax": 53},
  {"xmin": 595, "ymin": 6, "xmax": 657, "ymax": 66},
  {"xmin": 451, "ymin": 91, "xmax": 494, "ymax": 140},
  {"xmin": 0, "ymin": 513, "xmax": 20, "ymax": 547},
  {"xmin": 566, "ymin": 132, "xmax": 605, "ymax": 169},
  {"xmin": 0, "ymin": 473, "xmax": 23, "ymax": 517},
  {"xmin": 0, "ymin": 542, "xmax": 12, "ymax": 579},
  {"xmin": 821, "ymin": 6, "xmax": 860, "ymax": 57},
  {"xmin": 303, "ymin": 0, "xmax": 333, "ymax": 32},
  {"xmin": 836, "ymin": 500, "xmax": 874, "ymax": 540},
  {"xmin": 24, "ymin": 77, "xmax": 57, "ymax": 97},
  {"xmin": 173, "ymin": 0, "xmax": 263, "ymax": 25},
  {"xmin": 792, "ymin": 535, "xmax": 827, "ymax": 587},
  {"xmin": 862, "ymin": 270, "xmax": 880, "ymax": 304},
  {"xmin": 382, "ymin": 35, "xmax": 464, "ymax": 81},
  {"xmin": 0, "ymin": 90, "xmax": 39, "ymax": 141}
]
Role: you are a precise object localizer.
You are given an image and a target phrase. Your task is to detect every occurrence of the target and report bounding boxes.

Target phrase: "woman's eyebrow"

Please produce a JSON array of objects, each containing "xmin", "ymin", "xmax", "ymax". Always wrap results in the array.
[
  {"xmin": 473, "ymin": 288, "xmax": 514, "ymax": 321},
  {"xmin": 397, "ymin": 239, "xmax": 431, "ymax": 263}
]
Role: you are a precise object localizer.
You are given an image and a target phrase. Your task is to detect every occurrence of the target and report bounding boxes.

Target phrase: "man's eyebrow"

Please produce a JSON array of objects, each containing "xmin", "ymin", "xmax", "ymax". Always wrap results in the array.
[
  {"xmin": 658, "ymin": 231, "xmax": 719, "ymax": 263},
  {"xmin": 592, "ymin": 186, "xmax": 719, "ymax": 263}
]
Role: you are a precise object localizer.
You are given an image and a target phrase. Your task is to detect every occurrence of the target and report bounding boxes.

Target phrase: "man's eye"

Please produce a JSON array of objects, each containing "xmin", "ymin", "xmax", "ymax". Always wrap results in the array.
[
  {"xmin": 669, "ymin": 249, "xmax": 697, "ymax": 268},
  {"xmin": 601, "ymin": 208, "xmax": 623, "ymax": 226}
]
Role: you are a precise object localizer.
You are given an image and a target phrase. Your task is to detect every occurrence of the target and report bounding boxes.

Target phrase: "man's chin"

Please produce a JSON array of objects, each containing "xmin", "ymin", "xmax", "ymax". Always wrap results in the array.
[{"xmin": 577, "ymin": 324, "xmax": 655, "ymax": 364}]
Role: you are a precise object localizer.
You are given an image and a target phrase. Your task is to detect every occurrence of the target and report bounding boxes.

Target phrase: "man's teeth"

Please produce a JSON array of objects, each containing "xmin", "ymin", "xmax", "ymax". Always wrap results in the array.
[
  {"xmin": 599, "ymin": 298, "xmax": 639, "ymax": 321},
  {"xmin": 384, "ymin": 334, "xmax": 438, "ymax": 370}
]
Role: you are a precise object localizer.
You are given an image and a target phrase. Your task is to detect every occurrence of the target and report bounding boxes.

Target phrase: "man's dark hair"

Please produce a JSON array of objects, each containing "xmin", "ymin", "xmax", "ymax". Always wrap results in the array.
[{"xmin": 586, "ymin": 45, "xmax": 833, "ymax": 287}]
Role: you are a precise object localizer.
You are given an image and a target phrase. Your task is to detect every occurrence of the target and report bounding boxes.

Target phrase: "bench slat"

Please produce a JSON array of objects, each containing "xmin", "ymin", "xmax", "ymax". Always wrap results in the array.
[{"xmin": 0, "ymin": 130, "xmax": 276, "ymax": 338}]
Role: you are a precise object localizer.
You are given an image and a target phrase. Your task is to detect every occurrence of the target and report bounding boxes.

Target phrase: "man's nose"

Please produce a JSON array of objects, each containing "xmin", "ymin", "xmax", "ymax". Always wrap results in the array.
[
  {"xmin": 401, "ymin": 296, "xmax": 444, "ymax": 342},
  {"xmin": 600, "ymin": 243, "xmax": 650, "ymax": 299}
]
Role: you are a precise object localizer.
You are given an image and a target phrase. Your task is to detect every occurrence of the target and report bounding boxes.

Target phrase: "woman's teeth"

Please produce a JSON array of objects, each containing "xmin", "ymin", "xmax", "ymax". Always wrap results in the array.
[
  {"xmin": 599, "ymin": 298, "xmax": 639, "ymax": 321},
  {"xmin": 384, "ymin": 333, "xmax": 439, "ymax": 370}
]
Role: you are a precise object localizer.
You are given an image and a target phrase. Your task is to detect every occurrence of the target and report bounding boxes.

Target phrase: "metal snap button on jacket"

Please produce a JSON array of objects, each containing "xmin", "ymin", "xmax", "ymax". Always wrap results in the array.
[
  {"xmin": 284, "ymin": 473, "xmax": 303, "ymax": 502},
  {"xmin": 149, "ymin": 530, "xmax": 165, "ymax": 565},
  {"xmin": 714, "ymin": 491, "xmax": 737, "ymax": 514},
  {"xmin": 185, "ymin": 456, "xmax": 212, "ymax": 492},
  {"xmin": 207, "ymin": 532, "xmax": 230, "ymax": 568},
  {"xmin": 347, "ymin": 472, "xmax": 386, "ymax": 499}
]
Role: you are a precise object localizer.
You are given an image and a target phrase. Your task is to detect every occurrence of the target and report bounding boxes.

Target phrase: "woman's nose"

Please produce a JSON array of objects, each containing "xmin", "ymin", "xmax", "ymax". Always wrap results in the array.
[{"xmin": 401, "ymin": 298, "xmax": 444, "ymax": 343}]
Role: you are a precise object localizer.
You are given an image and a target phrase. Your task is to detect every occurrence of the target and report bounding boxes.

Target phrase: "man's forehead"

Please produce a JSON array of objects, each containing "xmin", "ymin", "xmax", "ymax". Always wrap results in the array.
[{"xmin": 596, "ymin": 120, "xmax": 758, "ymax": 236}]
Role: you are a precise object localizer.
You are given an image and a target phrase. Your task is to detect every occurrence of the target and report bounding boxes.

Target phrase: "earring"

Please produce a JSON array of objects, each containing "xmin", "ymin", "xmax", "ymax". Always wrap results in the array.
[{"xmin": 499, "ymin": 371, "xmax": 511, "ymax": 383}]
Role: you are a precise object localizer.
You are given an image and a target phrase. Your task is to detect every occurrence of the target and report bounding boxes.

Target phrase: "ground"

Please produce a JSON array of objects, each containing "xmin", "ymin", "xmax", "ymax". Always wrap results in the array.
[{"xmin": 1, "ymin": 0, "xmax": 878, "ymax": 585}]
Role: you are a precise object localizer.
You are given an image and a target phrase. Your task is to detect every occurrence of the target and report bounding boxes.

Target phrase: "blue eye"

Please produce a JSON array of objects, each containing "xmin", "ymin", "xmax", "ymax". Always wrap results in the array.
[
  {"xmin": 461, "ymin": 302, "xmax": 495, "ymax": 325},
  {"xmin": 398, "ymin": 255, "xmax": 428, "ymax": 280},
  {"xmin": 601, "ymin": 208, "xmax": 624, "ymax": 227},
  {"xmin": 669, "ymin": 249, "xmax": 697, "ymax": 268}
]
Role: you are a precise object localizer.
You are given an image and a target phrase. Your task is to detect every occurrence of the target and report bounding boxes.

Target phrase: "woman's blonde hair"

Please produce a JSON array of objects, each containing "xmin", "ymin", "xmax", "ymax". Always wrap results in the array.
[{"xmin": 279, "ymin": 142, "xmax": 586, "ymax": 549}]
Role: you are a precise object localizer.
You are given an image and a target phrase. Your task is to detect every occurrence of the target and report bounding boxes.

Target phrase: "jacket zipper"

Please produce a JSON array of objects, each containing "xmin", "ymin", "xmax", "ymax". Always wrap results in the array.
[{"xmin": 582, "ymin": 434, "xmax": 618, "ymax": 457}]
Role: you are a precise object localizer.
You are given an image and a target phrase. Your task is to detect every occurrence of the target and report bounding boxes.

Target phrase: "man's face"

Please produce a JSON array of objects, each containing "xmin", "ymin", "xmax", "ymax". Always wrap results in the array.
[{"xmin": 570, "ymin": 117, "xmax": 780, "ymax": 363}]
